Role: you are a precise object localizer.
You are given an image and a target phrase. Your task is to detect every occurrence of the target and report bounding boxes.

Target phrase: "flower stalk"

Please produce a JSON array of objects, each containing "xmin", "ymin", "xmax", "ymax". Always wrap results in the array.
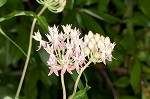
[
  {"xmin": 61, "ymin": 75, "xmax": 66, "ymax": 99},
  {"xmin": 15, "ymin": 5, "xmax": 47, "ymax": 98},
  {"xmin": 69, "ymin": 60, "xmax": 93, "ymax": 99}
]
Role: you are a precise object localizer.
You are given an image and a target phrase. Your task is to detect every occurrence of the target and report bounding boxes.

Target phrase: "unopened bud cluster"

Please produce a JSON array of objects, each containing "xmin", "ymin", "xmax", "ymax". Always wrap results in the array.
[{"xmin": 84, "ymin": 31, "xmax": 115, "ymax": 64}]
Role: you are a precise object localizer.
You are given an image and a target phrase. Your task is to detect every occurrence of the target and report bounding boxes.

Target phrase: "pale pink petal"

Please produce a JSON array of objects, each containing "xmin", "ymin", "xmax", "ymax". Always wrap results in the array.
[
  {"xmin": 69, "ymin": 65, "xmax": 76, "ymax": 71},
  {"xmin": 106, "ymin": 54, "xmax": 112, "ymax": 61},
  {"xmin": 74, "ymin": 63, "xmax": 80, "ymax": 73},
  {"xmin": 48, "ymin": 68, "xmax": 54, "ymax": 76},
  {"xmin": 101, "ymin": 52, "xmax": 106, "ymax": 65},
  {"xmin": 37, "ymin": 40, "xmax": 47, "ymax": 51},
  {"xmin": 53, "ymin": 69, "xmax": 59, "ymax": 76},
  {"xmin": 61, "ymin": 66, "xmax": 67, "ymax": 75},
  {"xmin": 67, "ymin": 67, "xmax": 73, "ymax": 74}
]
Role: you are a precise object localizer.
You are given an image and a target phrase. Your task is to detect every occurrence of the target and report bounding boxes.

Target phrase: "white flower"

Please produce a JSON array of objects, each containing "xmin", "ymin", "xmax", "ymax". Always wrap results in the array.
[
  {"xmin": 84, "ymin": 31, "xmax": 115, "ymax": 65},
  {"xmin": 32, "ymin": 31, "xmax": 47, "ymax": 50}
]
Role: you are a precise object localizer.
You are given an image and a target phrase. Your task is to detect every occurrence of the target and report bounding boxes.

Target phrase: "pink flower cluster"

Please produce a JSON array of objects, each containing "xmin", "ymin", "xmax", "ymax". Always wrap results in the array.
[
  {"xmin": 33, "ymin": 24, "xmax": 115, "ymax": 76},
  {"xmin": 33, "ymin": 25, "xmax": 86, "ymax": 76}
]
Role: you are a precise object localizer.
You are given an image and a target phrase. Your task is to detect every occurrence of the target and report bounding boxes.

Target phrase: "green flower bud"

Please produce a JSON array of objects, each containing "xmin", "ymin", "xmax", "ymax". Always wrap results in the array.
[{"xmin": 36, "ymin": 0, "xmax": 66, "ymax": 13}]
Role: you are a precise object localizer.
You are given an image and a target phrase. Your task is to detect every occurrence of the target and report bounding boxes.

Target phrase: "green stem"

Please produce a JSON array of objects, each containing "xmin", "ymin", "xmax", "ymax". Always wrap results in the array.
[
  {"xmin": 61, "ymin": 75, "xmax": 66, "ymax": 99},
  {"xmin": 15, "ymin": 5, "xmax": 47, "ymax": 98},
  {"xmin": 69, "ymin": 60, "xmax": 92, "ymax": 99}
]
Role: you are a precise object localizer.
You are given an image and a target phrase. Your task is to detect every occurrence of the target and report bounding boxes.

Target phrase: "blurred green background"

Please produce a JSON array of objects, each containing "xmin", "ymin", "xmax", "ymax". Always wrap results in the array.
[{"xmin": 0, "ymin": 0, "xmax": 150, "ymax": 99}]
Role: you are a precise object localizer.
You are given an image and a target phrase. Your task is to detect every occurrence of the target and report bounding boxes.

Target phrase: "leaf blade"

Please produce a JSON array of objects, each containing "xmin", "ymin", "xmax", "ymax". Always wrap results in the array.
[{"xmin": 0, "ymin": 0, "xmax": 7, "ymax": 7}]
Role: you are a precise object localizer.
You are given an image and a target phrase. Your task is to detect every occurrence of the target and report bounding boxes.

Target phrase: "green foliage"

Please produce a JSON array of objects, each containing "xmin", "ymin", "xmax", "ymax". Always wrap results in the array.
[
  {"xmin": 0, "ymin": 0, "xmax": 150, "ymax": 99},
  {"xmin": 0, "ymin": 0, "xmax": 7, "ymax": 7},
  {"xmin": 130, "ymin": 60, "xmax": 141, "ymax": 94},
  {"xmin": 73, "ymin": 84, "xmax": 90, "ymax": 99},
  {"xmin": 113, "ymin": 76, "xmax": 130, "ymax": 88}
]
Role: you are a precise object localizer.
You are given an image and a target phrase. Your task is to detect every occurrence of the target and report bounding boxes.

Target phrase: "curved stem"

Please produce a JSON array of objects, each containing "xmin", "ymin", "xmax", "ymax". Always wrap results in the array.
[
  {"xmin": 61, "ymin": 75, "xmax": 66, "ymax": 99},
  {"xmin": 69, "ymin": 60, "xmax": 92, "ymax": 99},
  {"xmin": 15, "ymin": 6, "xmax": 47, "ymax": 98}
]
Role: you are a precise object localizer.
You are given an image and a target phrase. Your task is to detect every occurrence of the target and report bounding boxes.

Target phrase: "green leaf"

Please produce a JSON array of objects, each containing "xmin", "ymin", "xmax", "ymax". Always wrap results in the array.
[
  {"xmin": 80, "ymin": 12, "xmax": 105, "ymax": 35},
  {"xmin": 38, "ymin": 48, "xmax": 49, "ymax": 65},
  {"xmin": 138, "ymin": 0, "xmax": 150, "ymax": 18},
  {"xmin": 37, "ymin": 16, "xmax": 49, "ymax": 32},
  {"xmin": 122, "ymin": 12, "xmax": 150, "ymax": 27},
  {"xmin": 143, "ymin": 64, "xmax": 150, "ymax": 74},
  {"xmin": 0, "ymin": 28, "xmax": 27, "ymax": 57},
  {"xmin": 0, "ymin": 40, "xmax": 9, "ymax": 66},
  {"xmin": 0, "ymin": 86, "xmax": 15, "ymax": 99},
  {"xmin": 65, "ymin": 0, "xmax": 74, "ymax": 10},
  {"xmin": 113, "ymin": 76, "xmax": 130, "ymax": 88},
  {"xmin": 124, "ymin": 0, "xmax": 134, "ymax": 18},
  {"xmin": 73, "ymin": 84, "xmax": 90, "ymax": 99},
  {"xmin": 111, "ymin": 0, "xmax": 126, "ymax": 15},
  {"xmin": 130, "ymin": 61, "xmax": 141, "ymax": 94},
  {"xmin": 71, "ymin": 73, "xmax": 90, "ymax": 99},
  {"xmin": 98, "ymin": 0, "xmax": 110, "ymax": 12},
  {"xmin": 85, "ymin": 0, "xmax": 98, "ymax": 6},
  {"xmin": 3, "ymin": 96, "xmax": 13, "ymax": 99},
  {"xmin": 75, "ymin": 0, "xmax": 86, "ymax": 7},
  {"xmin": 119, "ymin": 34, "xmax": 135, "ymax": 54},
  {"xmin": 0, "ymin": 11, "xmax": 36, "ymax": 22},
  {"xmin": 81, "ymin": 9, "xmax": 119, "ymax": 24},
  {"xmin": 0, "ymin": 0, "xmax": 7, "ymax": 7},
  {"xmin": 40, "ymin": 64, "xmax": 59, "ymax": 86},
  {"xmin": 71, "ymin": 71, "xmax": 84, "ymax": 90},
  {"xmin": 61, "ymin": 10, "xmax": 78, "ymax": 26},
  {"xmin": 9, "ymin": 44, "xmax": 23, "ymax": 64},
  {"xmin": 23, "ymin": 60, "xmax": 39, "ymax": 99}
]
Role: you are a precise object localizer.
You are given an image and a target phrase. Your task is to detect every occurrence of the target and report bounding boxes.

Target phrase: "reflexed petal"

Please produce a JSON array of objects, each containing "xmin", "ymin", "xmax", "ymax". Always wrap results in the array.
[{"xmin": 61, "ymin": 66, "xmax": 67, "ymax": 75}]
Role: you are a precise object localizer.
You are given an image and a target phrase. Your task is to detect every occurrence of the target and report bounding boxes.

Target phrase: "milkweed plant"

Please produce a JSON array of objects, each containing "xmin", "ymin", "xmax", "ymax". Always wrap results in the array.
[
  {"xmin": 0, "ymin": 0, "xmax": 115, "ymax": 99},
  {"xmin": 33, "ymin": 24, "xmax": 115, "ymax": 99}
]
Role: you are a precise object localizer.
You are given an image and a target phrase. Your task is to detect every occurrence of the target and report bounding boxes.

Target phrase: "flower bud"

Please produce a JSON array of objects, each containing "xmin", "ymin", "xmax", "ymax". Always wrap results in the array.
[
  {"xmin": 94, "ymin": 52, "xmax": 100, "ymax": 59},
  {"xmin": 97, "ymin": 39, "xmax": 104, "ymax": 49},
  {"xmin": 88, "ymin": 31, "xmax": 93, "ymax": 39},
  {"xmin": 88, "ymin": 41, "xmax": 94, "ymax": 50},
  {"xmin": 105, "ymin": 37, "xmax": 110, "ymax": 46},
  {"xmin": 94, "ymin": 45, "xmax": 98, "ymax": 52},
  {"xmin": 84, "ymin": 47, "xmax": 90, "ymax": 55},
  {"xmin": 84, "ymin": 34, "xmax": 89, "ymax": 43},
  {"xmin": 90, "ymin": 37, "xmax": 96, "ymax": 44},
  {"xmin": 95, "ymin": 33, "xmax": 100, "ymax": 42},
  {"xmin": 100, "ymin": 35, "xmax": 105, "ymax": 42}
]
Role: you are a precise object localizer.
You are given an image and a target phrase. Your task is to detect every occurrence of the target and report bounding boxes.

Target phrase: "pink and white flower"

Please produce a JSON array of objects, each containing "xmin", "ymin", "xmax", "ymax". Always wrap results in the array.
[
  {"xmin": 33, "ymin": 24, "xmax": 86, "ymax": 76},
  {"xmin": 33, "ymin": 24, "xmax": 115, "ymax": 76}
]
